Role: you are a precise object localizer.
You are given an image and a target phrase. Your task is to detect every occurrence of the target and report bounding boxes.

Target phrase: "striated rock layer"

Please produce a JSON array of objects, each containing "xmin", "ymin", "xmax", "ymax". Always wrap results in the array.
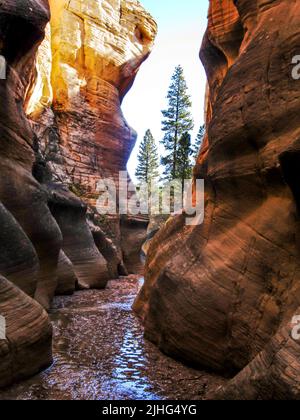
[
  {"xmin": 48, "ymin": 184, "xmax": 109, "ymax": 290},
  {"xmin": 27, "ymin": 0, "xmax": 156, "ymax": 274},
  {"xmin": 0, "ymin": 0, "xmax": 156, "ymax": 388},
  {"xmin": 28, "ymin": 0, "xmax": 157, "ymax": 198},
  {"xmin": 0, "ymin": 0, "xmax": 57, "ymax": 387},
  {"xmin": 135, "ymin": 0, "xmax": 300, "ymax": 399}
]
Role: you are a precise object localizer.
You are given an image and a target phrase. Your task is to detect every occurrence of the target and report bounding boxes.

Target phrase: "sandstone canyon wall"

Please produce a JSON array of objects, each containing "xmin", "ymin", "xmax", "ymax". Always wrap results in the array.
[
  {"xmin": 28, "ymin": 0, "xmax": 156, "ymax": 198},
  {"xmin": 135, "ymin": 0, "xmax": 300, "ymax": 399},
  {"xmin": 27, "ymin": 0, "xmax": 156, "ymax": 272},
  {"xmin": 0, "ymin": 0, "xmax": 156, "ymax": 388},
  {"xmin": 0, "ymin": 0, "xmax": 58, "ymax": 387}
]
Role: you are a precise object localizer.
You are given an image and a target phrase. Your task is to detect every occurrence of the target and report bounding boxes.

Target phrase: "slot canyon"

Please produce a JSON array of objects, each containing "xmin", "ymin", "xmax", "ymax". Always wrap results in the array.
[{"xmin": 0, "ymin": 0, "xmax": 300, "ymax": 401}]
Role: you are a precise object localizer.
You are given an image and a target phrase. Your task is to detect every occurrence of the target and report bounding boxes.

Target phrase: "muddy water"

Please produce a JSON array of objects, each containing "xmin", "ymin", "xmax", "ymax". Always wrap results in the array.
[{"xmin": 0, "ymin": 276, "xmax": 224, "ymax": 400}]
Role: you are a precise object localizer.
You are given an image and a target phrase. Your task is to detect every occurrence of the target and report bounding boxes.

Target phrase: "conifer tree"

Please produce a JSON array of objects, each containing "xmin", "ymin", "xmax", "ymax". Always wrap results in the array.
[
  {"xmin": 193, "ymin": 124, "xmax": 205, "ymax": 159},
  {"xmin": 135, "ymin": 129, "xmax": 159, "ymax": 184},
  {"xmin": 177, "ymin": 132, "xmax": 193, "ymax": 191},
  {"xmin": 161, "ymin": 65, "xmax": 194, "ymax": 180}
]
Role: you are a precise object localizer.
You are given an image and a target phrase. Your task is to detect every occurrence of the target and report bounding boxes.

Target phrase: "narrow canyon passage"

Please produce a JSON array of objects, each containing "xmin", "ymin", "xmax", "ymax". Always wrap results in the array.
[
  {"xmin": 0, "ymin": 277, "xmax": 225, "ymax": 400},
  {"xmin": 2, "ymin": 0, "xmax": 300, "ymax": 400}
]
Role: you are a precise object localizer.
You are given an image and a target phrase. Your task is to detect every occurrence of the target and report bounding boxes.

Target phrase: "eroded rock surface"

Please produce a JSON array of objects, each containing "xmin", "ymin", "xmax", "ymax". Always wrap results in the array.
[
  {"xmin": 135, "ymin": 0, "xmax": 300, "ymax": 399},
  {"xmin": 0, "ymin": 0, "xmax": 156, "ymax": 388},
  {"xmin": 48, "ymin": 184, "xmax": 109, "ymax": 290},
  {"xmin": 0, "ymin": 275, "xmax": 52, "ymax": 389},
  {"xmin": 55, "ymin": 250, "xmax": 78, "ymax": 296},
  {"xmin": 0, "ymin": 0, "xmax": 57, "ymax": 386},
  {"xmin": 27, "ymin": 0, "xmax": 156, "ymax": 256},
  {"xmin": 121, "ymin": 216, "xmax": 149, "ymax": 275}
]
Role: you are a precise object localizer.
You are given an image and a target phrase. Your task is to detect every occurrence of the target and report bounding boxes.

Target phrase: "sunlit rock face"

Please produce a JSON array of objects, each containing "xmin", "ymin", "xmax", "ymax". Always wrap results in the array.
[
  {"xmin": 28, "ymin": 0, "xmax": 157, "ymax": 201},
  {"xmin": 27, "ymin": 0, "xmax": 156, "ymax": 274},
  {"xmin": 0, "ymin": 0, "xmax": 55, "ymax": 387},
  {"xmin": 135, "ymin": 0, "xmax": 300, "ymax": 399}
]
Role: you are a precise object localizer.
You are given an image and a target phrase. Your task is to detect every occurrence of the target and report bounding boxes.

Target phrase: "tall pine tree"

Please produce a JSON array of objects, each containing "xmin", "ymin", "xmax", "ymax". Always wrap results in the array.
[
  {"xmin": 177, "ymin": 132, "xmax": 193, "ymax": 191},
  {"xmin": 135, "ymin": 129, "xmax": 159, "ymax": 184},
  {"xmin": 161, "ymin": 65, "xmax": 194, "ymax": 180}
]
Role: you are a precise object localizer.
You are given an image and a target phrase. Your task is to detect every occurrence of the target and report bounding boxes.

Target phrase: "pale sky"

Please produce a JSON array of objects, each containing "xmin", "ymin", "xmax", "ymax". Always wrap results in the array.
[{"xmin": 122, "ymin": 0, "xmax": 209, "ymax": 180}]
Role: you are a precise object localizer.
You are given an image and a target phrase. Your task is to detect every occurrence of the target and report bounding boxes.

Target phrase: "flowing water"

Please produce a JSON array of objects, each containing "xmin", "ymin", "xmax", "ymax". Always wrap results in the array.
[{"xmin": 0, "ymin": 276, "xmax": 224, "ymax": 400}]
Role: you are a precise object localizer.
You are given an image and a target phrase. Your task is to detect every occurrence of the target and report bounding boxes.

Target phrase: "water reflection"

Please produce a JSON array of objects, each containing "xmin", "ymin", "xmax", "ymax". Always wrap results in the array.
[
  {"xmin": 109, "ymin": 325, "xmax": 160, "ymax": 400},
  {"xmin": 0, "ymin": 276, "xmax": 224, "ymax": 400}
]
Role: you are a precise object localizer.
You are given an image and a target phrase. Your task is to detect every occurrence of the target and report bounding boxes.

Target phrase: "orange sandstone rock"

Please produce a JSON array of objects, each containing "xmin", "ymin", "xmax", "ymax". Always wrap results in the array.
[
  {"xmin": 27, "ymin": 0, "xmax": 157, "ymax": 277},
  {"xmin": 0, "ymin": 0, "xmax": 156, "ymax": 387},
  {"xmin": 28, "ymin": 0, "xmax": 157, "ymax": 204},
  {"xmin": 135, "ymin": 0, "xmax": 300, "ymax": 399}
]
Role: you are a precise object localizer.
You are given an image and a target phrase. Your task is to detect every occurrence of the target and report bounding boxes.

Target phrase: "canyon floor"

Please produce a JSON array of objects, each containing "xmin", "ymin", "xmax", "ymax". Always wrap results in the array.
[{"xmin": 0, "ymin": 276, "xmax": 225, "ymax": 400}]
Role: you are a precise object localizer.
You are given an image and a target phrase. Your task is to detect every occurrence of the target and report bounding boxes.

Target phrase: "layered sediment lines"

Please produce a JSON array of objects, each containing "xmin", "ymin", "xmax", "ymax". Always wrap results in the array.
[
  {"xmin": 28, "ymin": 0, "xmax": 157, "ymax": 203},
  {"xmin": 0, "ymin": 0, "xmax": 59, "ymax": 387},
  {"xmin": 28, "ymin": 0, "xmax": 156, "ymax": 273},
  {"xmin": 0, "ymin": 0, "xmax": 156, "ymax": 388},
  {"xmin": 135, "ymin": 0, "xmax": 300, "ymax": 399}
]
